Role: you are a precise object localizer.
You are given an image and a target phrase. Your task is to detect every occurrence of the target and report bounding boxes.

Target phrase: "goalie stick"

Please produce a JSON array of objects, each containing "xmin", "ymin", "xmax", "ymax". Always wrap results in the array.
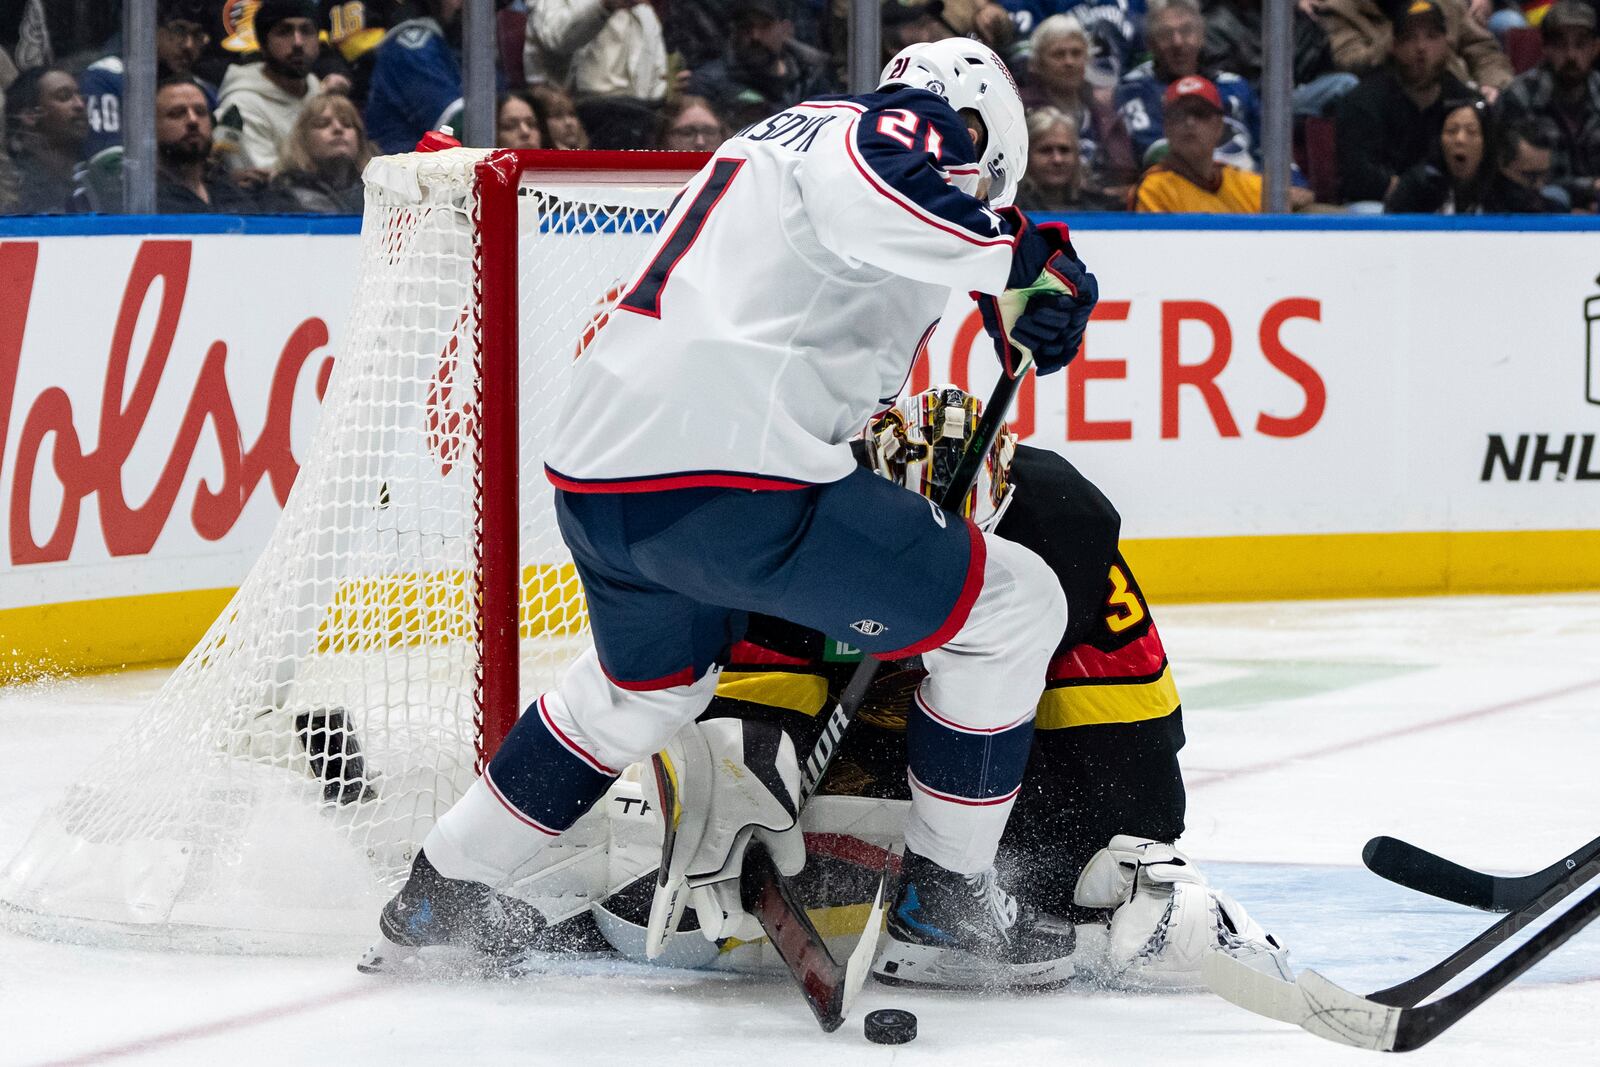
[
  {"xmin": 739, "ymin": 355, "xmax": 1037, "ymax": 1031},
  {"xmin": 1363, "ymin": 832, "xmax": 1600, "ymax": 913},
  {"xmin": 1204, "ymin": 851, "xmax": 1600, "ymax": 1051}
]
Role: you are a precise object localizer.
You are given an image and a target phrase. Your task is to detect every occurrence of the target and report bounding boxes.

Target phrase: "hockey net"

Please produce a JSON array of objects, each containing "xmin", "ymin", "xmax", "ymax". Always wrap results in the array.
[{"xmin": 0, "ymin": 149, "xmax": 702, "ymax": 953}]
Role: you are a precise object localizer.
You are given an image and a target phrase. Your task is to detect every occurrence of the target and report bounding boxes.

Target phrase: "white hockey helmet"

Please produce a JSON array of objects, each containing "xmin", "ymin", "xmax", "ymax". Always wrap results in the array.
[
  {"xmin": 865, "ymin": 385, "xmax": 1018, "ymax": 532},
  {"xmin": 877, "ymin": 38, "xmax": 1028, "ymax": 206}
]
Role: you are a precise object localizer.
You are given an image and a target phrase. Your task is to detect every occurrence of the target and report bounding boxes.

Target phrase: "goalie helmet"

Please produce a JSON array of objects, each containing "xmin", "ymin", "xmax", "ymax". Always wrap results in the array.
[
  {"xmin": 877, "ymin": 38, "xmax": 1028, "ymax": 206},
  {"xmin": 865, "ymin": 385, "xmax": 1018, "ymax": 532}
]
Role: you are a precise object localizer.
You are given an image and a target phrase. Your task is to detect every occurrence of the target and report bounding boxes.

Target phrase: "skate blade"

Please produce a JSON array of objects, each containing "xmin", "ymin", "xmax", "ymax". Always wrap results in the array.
[
  {"xmin": 872, "ymin": 940, "xmax": 1075, "ymax": 992},
  {"xmin": 356, "ymin": 936, "xmax": 546, "ymax": 980}
]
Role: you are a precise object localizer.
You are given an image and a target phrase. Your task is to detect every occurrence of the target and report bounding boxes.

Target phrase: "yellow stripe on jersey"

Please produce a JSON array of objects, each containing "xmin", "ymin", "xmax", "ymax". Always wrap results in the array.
[
  {"xmin": 715, "ymin": 671, "xmax": 830, "ymax": 718},
  {"xmin": 1036, "ymin": 664, "xmax": 1180, "ymax": 729}
]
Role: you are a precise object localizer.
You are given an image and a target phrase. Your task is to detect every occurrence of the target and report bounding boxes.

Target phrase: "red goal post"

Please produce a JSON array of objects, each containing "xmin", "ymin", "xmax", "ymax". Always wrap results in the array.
[{"xmin": 0, "ymin": 148, "xmax": 707, "ymax": 952}]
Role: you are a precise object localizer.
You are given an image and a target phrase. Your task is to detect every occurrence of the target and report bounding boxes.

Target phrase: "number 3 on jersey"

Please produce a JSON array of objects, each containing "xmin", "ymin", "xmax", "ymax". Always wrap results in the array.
[
  {"xmin": 1103, "ymin": 564, "xmax": 1147, "ymax": 635},
  {"xmin": 619, "ymin": 159, "xmax": 744, "ymax": 318}
]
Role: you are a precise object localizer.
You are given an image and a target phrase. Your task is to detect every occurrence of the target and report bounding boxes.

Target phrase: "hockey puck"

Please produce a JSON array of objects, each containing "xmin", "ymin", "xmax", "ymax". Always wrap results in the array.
[{"xmin": 863, "ymin": 1008, "xmax": 918, "ymax": 1045}]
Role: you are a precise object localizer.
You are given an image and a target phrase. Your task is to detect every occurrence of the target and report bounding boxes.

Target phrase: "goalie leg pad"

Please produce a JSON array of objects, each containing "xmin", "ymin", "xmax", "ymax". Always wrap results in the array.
[
  {"xmin": 1073, "ymin": 835, "xmax": 1290, "ymax": 990},
  {"xmin": 645, "ymin": 718, "xmax": 804, "ymax": 956}
]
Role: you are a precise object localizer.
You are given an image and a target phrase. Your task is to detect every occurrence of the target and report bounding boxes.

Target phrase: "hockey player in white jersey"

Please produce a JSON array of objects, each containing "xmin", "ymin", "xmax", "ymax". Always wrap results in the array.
[{"xmin": 361, "ymin": 39, "xmax": 1100, "ymax": 987}]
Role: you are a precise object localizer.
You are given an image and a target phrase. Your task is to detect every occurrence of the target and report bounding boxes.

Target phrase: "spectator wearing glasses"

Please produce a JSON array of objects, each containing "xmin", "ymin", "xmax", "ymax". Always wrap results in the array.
[
  {"xmin": 5, "ymin": 66, "xmax": 88, "ymax": 213},
  {"xmin": 1023, "ymin": 16, "xmax": 1137, "ymax": 194},
  {"xmin": 496, "ymin": 90, "xmax": 544, "ymax": 148},
  {"xmin": 1335, "ymin": 0, "xmax": 1472, "ymax": 204},
  {"xmin": 1496, "ymin": 2, "xmax": 1600, "ymax": 211},
  {"xmin": 264, "ymin": 91, "xmax": 374, "ymax": 213},
  {"xmin": 656, "ymin": 94, "xmax": 727, "ymax": 151},
  {"xmin": 218, "ymin": 0, "xmax": 324, "ymax": 176},
  {"xmin": 78, "ymin": 0, "xmax": 219, "ymax": 159},
  {"xmin": 1385, "ymin": 95, "xmax": 1493, "ymax": 212},
  {"xmin": 1484, "ymin": 116, "xmax": 1563, "ymax": 211},
  {"xmin": 1115, "ymin": 0, "xmax": 1259, "ymax": 172},
  {"xmin": 1132, "ymin": 74, "xmax": 1312, "ymax": 211},
  {"xmin": 688, "ymin": 0, "xmax": 831, "ymax": 127}
]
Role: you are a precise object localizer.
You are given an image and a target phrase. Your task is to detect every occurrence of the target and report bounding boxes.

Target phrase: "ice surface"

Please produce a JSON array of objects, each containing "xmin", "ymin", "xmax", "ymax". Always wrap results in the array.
[{"xmin": 2, "ymin": 594, "xmax": 1597, "ymax": 1066}]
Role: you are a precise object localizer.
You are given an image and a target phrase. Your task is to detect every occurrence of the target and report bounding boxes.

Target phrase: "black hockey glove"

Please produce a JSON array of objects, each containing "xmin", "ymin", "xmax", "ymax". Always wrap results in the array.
[{"xmin": 978, "ymin": 209, "xmax": 1099, "ymax": 377}]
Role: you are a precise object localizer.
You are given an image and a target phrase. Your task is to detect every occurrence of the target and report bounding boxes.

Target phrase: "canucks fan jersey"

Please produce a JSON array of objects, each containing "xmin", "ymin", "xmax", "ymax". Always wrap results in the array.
[
  {"xmin": 545, "ymin": 88, "xmax": 1020, "ymax": 493},
  {"xmin": 1115, "ymin": 62, "xmax": 1260, "ymax": 168},
  {"xmin": 364, "ymin": 17, "xmax": 463, "ymax": 154}
]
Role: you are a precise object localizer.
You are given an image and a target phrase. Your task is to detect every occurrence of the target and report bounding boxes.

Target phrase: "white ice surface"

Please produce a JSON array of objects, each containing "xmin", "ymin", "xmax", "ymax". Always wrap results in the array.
[{"xmin": 2, "ymin": 594, "xmax": 1597, "ymax": 1066}]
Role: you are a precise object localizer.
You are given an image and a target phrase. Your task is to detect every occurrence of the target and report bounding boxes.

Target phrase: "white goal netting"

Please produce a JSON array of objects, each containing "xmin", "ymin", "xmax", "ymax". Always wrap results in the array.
[{"xmin": 0, "ymin": 150, "xmax": 686, "ymax": 953}]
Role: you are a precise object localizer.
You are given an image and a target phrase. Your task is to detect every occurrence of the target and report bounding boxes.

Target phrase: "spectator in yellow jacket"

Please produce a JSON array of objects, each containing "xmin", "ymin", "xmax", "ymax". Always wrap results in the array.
[{"xmin": 1133, "ymin": 75, "xmax": 1313, "ymax": 212}]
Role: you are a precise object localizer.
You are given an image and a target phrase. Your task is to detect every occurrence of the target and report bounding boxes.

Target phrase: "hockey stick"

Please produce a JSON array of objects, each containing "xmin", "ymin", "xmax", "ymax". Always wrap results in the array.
[
  {"xmin": 1365, "ymin": 847, "xmax": 1600, "ymax": 1007},
  {"xmin": 743, "ymin": 356, "xmax": 1036, "ymax": 1031},
  {"xmin": 1363, "ymin": 832, "xmax": 1600, "ymax": 913},
  {"xmin": 1204, "ymin": 853, "xmax": 1600, "ymax": 1051}
]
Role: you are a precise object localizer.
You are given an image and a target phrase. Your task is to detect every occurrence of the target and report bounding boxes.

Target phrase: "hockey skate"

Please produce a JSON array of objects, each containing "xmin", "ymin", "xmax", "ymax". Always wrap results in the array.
[
  {"xmin": 872, "ymin": 850, "xmax": 1077, "ymax": 990},
  {"xmin": 357, "ymin": 851, "xmax": 551, "ymax": 978}
]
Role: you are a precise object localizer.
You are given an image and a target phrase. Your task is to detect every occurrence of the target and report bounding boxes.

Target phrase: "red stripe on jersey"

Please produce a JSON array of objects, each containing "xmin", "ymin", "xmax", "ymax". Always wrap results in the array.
[
  {"xmin": 1048, "ymin": 626, "xmax": 1168, "ymax": 683},
  {"xmin": 546, "ymin": 465, "xmax": 813, "ymax": 494},
  {"xmin": 599, "ymin": 660, "xmax": 699, "ymax": 692},
  {"xmin": 843, "ymin": 118, "xmax": 1015, "ymax": 250},
  {"xmin": 913, "ymin": 688, "xmax": 1032, "ymax": 735},
  {"xmin": 485, "ymin": 773, "xmax": 562, "ymax": 836},
  {"xmin": 536, "ymin": 696, "xmax": 618, "ymax": 775},
  {"xmin": 908, "ymin": 769, "xmax": 1021, "ymax": 807},
  {"xmin": 729, "ymin": 640, "xmax": 814, "ymax": 667},
  {"xmin": 876, "ymin": 519, "xmax": 987, "ymax": 659}
]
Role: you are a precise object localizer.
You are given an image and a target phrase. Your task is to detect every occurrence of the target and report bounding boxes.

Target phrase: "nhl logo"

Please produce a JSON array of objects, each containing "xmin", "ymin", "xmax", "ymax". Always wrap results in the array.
[
  {"xmin": 850, "ymin": 619, "xmax": 888, "ymax": 637},
  {"xmin": 926, "ymin": 79, "xmax": 946, "ymax": 96}
]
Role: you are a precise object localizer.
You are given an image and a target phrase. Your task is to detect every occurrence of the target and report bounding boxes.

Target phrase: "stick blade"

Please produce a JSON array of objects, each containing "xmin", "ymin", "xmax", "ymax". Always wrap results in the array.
[
  {"xmin": 1203, "ymin": 949, "xmax": 1309, "ymax": 1025},
  {"xmin": 1296, "ymin": 970, "xmax": 1401, "ymax": 1051},
  {"xmin": 1363, "ymin": 835, "xmax": 1499, "ymax": 911}
]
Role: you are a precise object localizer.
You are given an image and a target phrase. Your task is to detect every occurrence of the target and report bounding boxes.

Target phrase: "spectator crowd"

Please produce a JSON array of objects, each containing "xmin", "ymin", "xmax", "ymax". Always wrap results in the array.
[{"xmin": 0, "ymin": 0, "xmax": 1597, "ymax": 214}]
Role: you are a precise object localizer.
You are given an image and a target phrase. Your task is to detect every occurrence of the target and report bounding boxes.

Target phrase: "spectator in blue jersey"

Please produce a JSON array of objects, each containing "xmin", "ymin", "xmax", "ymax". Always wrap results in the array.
[
  {"xmin": 217, "ymin": 0, "xmax": 323, "ymax": 180},
  {"xmin": 264, "ymin": 91, "xmax": 374, "ymax": 212},
  {"xmin": 1334, "ymin": 0, "xmax": 1472, "ymax": 204},
  {"xmin": 78, "ymin": 0, "xmax": 219, "ymax": 160},
  {"xmin": 688, "ymin": 0, "xmax": 832, "ymax": 127},
  {"xmin": 1202, "ymin": 0, "xmax": 1357, "ymax": 117},
  {"xmin": 5, "ymin": 66, "xmax": 87, "ymax": 213},
  {"xmin": 1114, "ymin": 0, "xmax": 1258, "ymax": 170},
  {"xmin": 1022, "ymin": 16, "xmax": 1138, "ymax": 195},
  {"xmin": 366, "ymin": 0, "xmax": 465, "ymax": 154},
  {"xmin": 1004, "ymin": 0, "xmax": 1145, "ymax": 85},
  {"xmin": 155, "ymin": 77, "xmax": 260, "ymax": 213},
  {"xmin": 1496, "ymin": 2, "xmax": 1600, "ymax": 212}
]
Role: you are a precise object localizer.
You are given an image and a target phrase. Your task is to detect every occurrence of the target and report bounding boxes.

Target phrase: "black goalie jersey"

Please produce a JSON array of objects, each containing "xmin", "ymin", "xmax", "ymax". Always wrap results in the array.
[{"xmin": 700, "ymin": 443, "xmax": 1187, "ymax": 916}]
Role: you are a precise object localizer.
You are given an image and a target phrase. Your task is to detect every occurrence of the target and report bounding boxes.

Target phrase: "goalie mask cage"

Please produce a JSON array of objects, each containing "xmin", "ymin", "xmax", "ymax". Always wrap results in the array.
[{"xmin": 0, "ymin": 149, "xmax": 705, "ymax": 953}]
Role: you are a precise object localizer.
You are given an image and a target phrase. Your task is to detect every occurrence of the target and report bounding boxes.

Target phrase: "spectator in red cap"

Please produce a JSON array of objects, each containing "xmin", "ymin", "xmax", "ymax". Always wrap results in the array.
[
  {"xmin": 1334, "ymin": 0, "xmax": 1473, "ymax": 204},
  {"xmin": 1132, "ymin": 74, "xmax": 1311, "ymax": 212}
]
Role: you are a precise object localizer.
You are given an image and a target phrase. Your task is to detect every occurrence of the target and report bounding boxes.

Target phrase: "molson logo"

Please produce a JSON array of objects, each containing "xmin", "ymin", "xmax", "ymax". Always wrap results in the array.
[
  {"xmin": 1479, "ymin": 273, "xmax": 1600, "ymax": 482},
  {"xmin": 0, "ymin": 239, "xmax": 334, "ymax": 566}
]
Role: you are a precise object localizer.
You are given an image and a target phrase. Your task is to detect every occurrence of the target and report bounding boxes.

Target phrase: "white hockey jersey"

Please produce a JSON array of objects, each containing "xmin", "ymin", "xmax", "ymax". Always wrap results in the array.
[{"xmin": 544, "ymin": 88, "xmax": 1020, "ymax": 492}]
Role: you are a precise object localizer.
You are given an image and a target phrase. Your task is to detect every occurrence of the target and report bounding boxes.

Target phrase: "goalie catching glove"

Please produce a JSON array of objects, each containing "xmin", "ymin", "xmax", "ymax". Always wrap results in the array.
[
  {"xmin": 979, "ymin": 210, "xmax": 1099, "ymax": 377},
  {"xmin": 1073, "ymin": 835, "xmax": 1291, "ymax": 990},
  {"xmin": 644, "ymin": 718, "xmax": 806, "ymax": 955}
]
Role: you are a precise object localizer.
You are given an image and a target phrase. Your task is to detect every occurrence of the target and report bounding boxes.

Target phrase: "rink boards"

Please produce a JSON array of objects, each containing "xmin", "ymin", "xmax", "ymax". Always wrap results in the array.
[{"xmin": 1, "ymin": 215, "xmax": 1598, "ymax": 676}]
